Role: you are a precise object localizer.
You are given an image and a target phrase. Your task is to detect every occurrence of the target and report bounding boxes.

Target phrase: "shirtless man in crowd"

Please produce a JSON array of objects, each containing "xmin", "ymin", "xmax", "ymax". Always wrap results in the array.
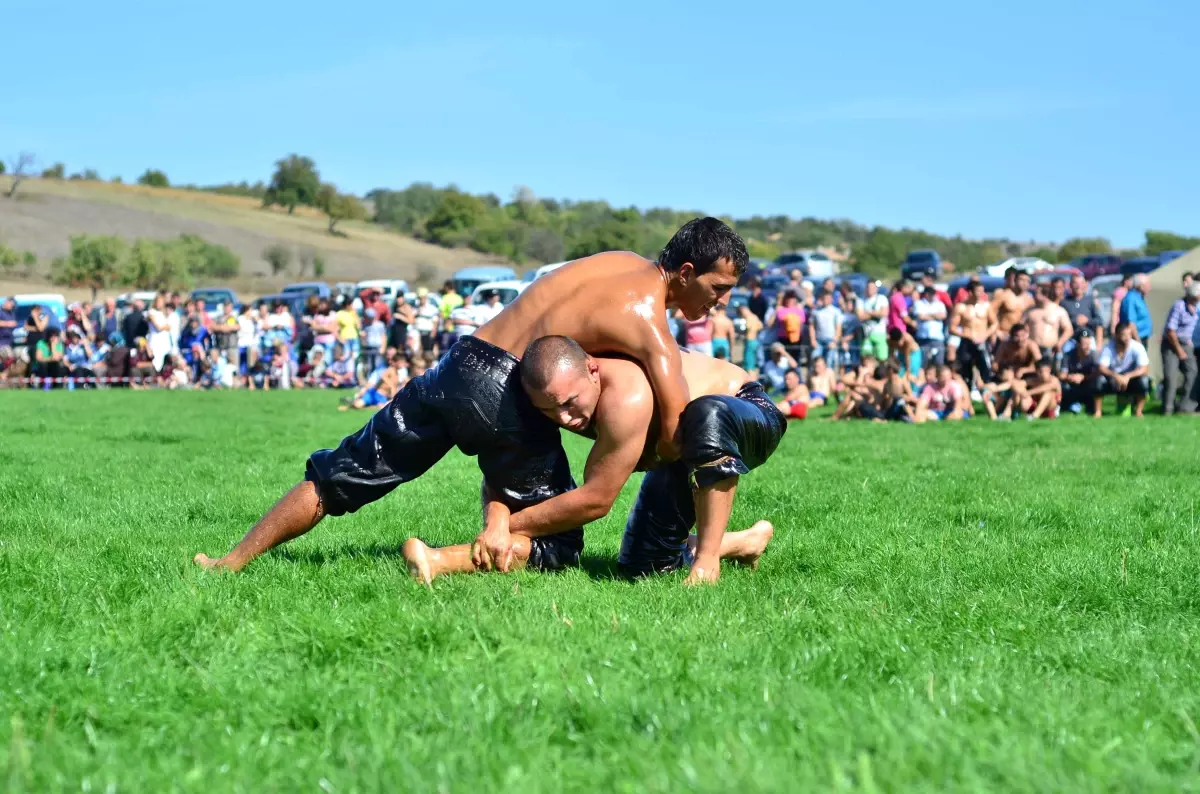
[
  {"xmin": 990, "ymin": 267, "xmax": 1035, "ymax": 343},
  {"xmin": 994, "ymin": 322, "xmax": 1042, "ymax": 380},
  {"xmin": 1023, "ymin": 285, "xmax": 1073, "ymax": 372},
  {"xmin": 949, "ymin": 279, "xmax": 996, "ymax": 387},
  {"xmin": 193, "ymin": 218, "xmax": 747, "ymax": 572},
  {"xmin": 402, "ymin": 339, "xmax": 786, "ymax": 584}
]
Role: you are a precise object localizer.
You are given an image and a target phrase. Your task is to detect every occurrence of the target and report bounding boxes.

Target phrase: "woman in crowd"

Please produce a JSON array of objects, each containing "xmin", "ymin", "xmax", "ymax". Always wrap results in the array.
[
  {"xmin": 237, "ymin": 304, "xmax": 260, "ymax": 376},
  {"xmin": 309, "ymin": 299, "xmax": 338, "ymax": 358},
  {"xmin": 888, "ymin": 327, "xmax": 924, "ymax": 385},
  {"xmin": 388, "ymin": 297, "xmax": 414, "ymax": 357},
  {"xmin": 63, "ymin": 328, "xmax": 98, "ymax": 386},
  {"xmin": 774, "ymin": 290, "xmax": 806, "ymax": 364},
  {"xmin": 146, "ymin": 293, "xmax": 174, "ymax": 372}
]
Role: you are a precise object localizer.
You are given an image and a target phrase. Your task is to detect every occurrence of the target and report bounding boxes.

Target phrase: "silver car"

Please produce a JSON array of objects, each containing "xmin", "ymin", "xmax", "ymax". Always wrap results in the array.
[{"xmin": 1089, "ymin": 274, "xmax": 1122, "ymax": 328}]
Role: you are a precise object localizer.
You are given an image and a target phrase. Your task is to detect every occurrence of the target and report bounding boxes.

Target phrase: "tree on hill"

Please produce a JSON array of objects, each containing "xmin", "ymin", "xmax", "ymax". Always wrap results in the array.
[
  {"xmin": 263, "ymin": 155, "xmax": 320, "ymax": 214},
  {"xmin": 51, "ymin": 235, "xmax": 128, "ymax": 301},
  {"xmin": 137, "ymin": 169, "xmax": 170, "ymax": 188},
  {"xmin": 1057, "ymin": 237, "xmax": 1111, "ymax": 262},
  {"xmin": 316, "ymin": 183, "xmax": 368, "ymax": 236},
  {"xmin": 423, "ymin": 190, "xmax": 488, "ymax": 247},
  {"xmin": 5, "ymin": 152, "xmax": 35, "ymax": 198},
  {"xmin": 1144, "ymin": 230, "xmax": 1200, "ymax": 256},
  {"xmin": 41, "ymin": 162, "xmax": 65, "ymax": 180},
  {"xmin": 263, "ymin": 244, "xmax": 292, "ymax": 276}
]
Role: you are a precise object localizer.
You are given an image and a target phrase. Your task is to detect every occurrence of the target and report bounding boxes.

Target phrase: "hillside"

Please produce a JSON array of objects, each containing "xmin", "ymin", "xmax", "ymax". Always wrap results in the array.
[{"xmin": 0, "ymin": 178, "xmax": 504, "ymax": 299}]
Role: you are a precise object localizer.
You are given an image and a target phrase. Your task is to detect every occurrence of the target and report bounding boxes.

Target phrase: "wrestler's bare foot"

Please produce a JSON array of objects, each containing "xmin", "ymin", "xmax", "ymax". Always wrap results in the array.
[
  {"xmin": 193, "ymin": 552, "xmax": 241, "ymax": 572},
  {"xmin": 402, "ymin": 538, "xmax": 434, "ymax": 586},
  {"xmin": 724, "ymin": 520, "xmax": 775, "ymax": 568}
]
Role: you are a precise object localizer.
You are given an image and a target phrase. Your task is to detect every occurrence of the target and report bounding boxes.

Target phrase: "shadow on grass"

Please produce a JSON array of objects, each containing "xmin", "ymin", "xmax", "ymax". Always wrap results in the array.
[{"xmin": 275, "ymin": 543, "xmax": 408, "ymax": 567}]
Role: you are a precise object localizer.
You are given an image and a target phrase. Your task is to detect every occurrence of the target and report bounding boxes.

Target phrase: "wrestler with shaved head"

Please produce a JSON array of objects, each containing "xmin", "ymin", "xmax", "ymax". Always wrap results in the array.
[
  {"xmin": 403, "ymin": 336, "xmax": 787, "ymax": 585},
  {"xmin": 195, "ymin": 218, "xmax": 747, "ymax": 573}
]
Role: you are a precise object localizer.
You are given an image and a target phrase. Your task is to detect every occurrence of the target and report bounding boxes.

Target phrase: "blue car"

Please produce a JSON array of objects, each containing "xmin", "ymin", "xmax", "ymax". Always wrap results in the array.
[
  {"xmin": 453, "ymin": 266, "xmax": 517, "ymax": 297},
  {"xmin": 901, "ymin": 250, "xmax": 943, "ymax": 280}
]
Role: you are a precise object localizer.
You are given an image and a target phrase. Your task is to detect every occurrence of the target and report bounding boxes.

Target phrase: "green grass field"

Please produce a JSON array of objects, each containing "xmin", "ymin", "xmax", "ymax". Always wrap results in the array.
[{"xmin": 3, "ymin": 391, "xmax": 1200, "ymax": 792}]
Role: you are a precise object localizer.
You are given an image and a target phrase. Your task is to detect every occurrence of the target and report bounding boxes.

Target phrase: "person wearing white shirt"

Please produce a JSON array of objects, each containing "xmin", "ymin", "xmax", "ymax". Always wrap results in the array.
[
  {"xmin": 146, "ymin": 293, "xmax": 174, "ymax": 372},
  {"xmin": 1096, "ymin": 321, "xmax": 1150, "ymax": 418},
  {"xmin": 913, "ymin": 286, "xmax": 948, "ymax": 365}
]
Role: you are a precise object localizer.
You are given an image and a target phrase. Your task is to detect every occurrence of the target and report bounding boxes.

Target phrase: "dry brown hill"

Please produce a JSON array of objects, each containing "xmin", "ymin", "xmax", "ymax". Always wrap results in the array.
[{"xmin": 0, "ymin": 177, "xmax": 506, "ymax": 300}]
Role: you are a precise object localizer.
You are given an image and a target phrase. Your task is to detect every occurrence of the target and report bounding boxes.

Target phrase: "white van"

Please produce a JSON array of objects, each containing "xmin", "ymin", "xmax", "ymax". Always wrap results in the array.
[{"xmin": 355, "ymin": 279, "xmax": 409, "ymax": 306}]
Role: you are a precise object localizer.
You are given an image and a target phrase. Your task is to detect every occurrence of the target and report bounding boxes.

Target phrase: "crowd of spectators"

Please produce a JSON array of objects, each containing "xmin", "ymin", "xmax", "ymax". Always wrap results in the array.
[
  {"xmin": 3, "ymin": 265, "xmax": 1198, "ymax": 424},
  {"xmin": 0, "ymin": 280, "xmax": 503, "ymax": 401},
  {"xmin": 674, "ymin": 266, "xmax": 1200, "ymax": 422}
]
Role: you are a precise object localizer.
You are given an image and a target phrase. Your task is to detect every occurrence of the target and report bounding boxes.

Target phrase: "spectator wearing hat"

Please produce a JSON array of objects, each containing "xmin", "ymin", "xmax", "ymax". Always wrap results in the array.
[
  {"xmin": 1118, "ymin": 274, "xmax": 1152, "ymax": 342},
  {"xmin": 1161, "ymin": 282, "xmax": 1200, "ymax": 415},
  {"xmin": 1097, "ymin": 321, "xmax": 1150, "ymax": 418}
]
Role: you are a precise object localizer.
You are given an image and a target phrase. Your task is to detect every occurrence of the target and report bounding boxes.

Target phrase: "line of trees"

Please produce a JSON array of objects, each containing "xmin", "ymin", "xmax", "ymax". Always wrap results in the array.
[
  {"xmin": 49, "ymin": 233, "xmax": 241, "ymax": 300},
  {"xmin": 8, "ymin": 150, "xmax": 1200, "ymax": 278}
]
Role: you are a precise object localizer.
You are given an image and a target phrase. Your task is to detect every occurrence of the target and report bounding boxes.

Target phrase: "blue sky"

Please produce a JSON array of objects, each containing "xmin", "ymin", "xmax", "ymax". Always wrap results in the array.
[{"xmin": 5, "ymin": 0, "xmax": 1197, "ymax": 247}]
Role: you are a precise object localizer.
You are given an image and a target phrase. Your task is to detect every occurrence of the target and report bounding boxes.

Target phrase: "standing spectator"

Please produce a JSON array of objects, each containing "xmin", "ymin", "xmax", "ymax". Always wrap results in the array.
[
  {"xmin": 858, "ymin": 280, "xmax": 889, "ymax": 363},
  {"xmin": 1060, "ymin": 331, "xmax": 1101, "ymax": 414},
  {"xmin": 212, "ymin": 302, "xmax": 240, "ymax": 368},
  {"xmin": 887, "ymin": 281, "xmax": 915, "ymax": 337},
  {"xmin": 746, "ymin": 278, "xmax": 768, "ymax": 324},
  {"xmin": 122, "ymin": 300, "xmax": 148, "ymax": 348},
  {"xmin": 367, "ymin": 290, "xmax": 393, "ymax": 325},
  {"xmin": 774, "ymin": 291, "xmax": 806, "ymax": 363},
  {"xmin": 1161, "ymin": 282, "xmax": 1200, "ymax": 415},
  {"xmin": 840, "ymin": 293, "xmax": 862, "ymax": 370},
  {"xmin": 146, "ymin": 294, "xmax": 174, "ymax": 372},
  {"xmin": 265, "ymin": 302, "xmax": 296, "ymax": 349},
  {"xmin": 1109, "ymin": 273, "xmax": 1134, "ymax": 338},
  {"xmin": 738, "ymin": 304, "xmax": 763, "ymax": 378},
  {"xmin": 888, "ymin": 328, "xmax": 923, "ymax": 382},
  {"xmin": 0, "ymin": 297, "xmax": 16, "ymax": 363},
  {"xmin": 1024, "ymin": 286, "xmax": 1073, "ymax": 371},
  {"xmin": 193, "ymin": 300, "xmax": 213, "ymax": 330},
  {"xmin": 103, "ymin": 333, "xmax": 132, "ymax": 387},
  {"xmin": 809, "ymin": 291, "xmax": 843, "ymax": 372},
  {"xmin": 920, "ymin": 272, "xmax": 953, "ymax": 314},
  {"xmin": 66, "ymin": 304, "xmax": 93, "ymax": 339},
  {"xmin": 710, "ymin": 306, "xmax": 734, "ymax": 360},
  {"xmin": 166, "ymin": 294, "xmax": 183, "ymax": 353},
  {"xmin": 1118, "ymin": 274, "xmax": 1152, "ymax": 342},
  {"xmin": 439, "ymin": 281, "xmax": 464, "ymax": 351},
  {"xmin": 1061, "ymin": 274, "xmax": 1104, "ymax": 348},
  {"xmin": 310, "ymin": 299, "xmax": 338, "ymax": 357},
  {"xmin": 683, "ymin": 310, "xmax": 714, "ymax": 356},
  {"xmin": 361, "ymin": 308, "xmax": 387, "ymax": 374},
  {"xmin": 389, "ymin": 298, "xmax": 415, "ymax": 356},
  {"xmin": 237, "ymin": 304, "xmax": 260, "ymax": 376},
  {"xmin": 913, "ymin": 286, "xmax": 948, "ymax": 365},
  {"xmin": 95, "ymin": 298, "xmax": 120, "ymax": 342},
  {"xmin": 1097, "ymin": 321, "xmax": 1151, "ymax": 418},
  {"xmin": 336, "ymin": 298, "xmax": 362, "ymax": 361},
  {"xmin": 1184, "ymin": 272, "xmax": 1194, "ymax": 290},
  {"xmin": 818, "ymin": 278, "xmax": 839, "ymax": 308},
  {"xmin": 949, "ymin": 280, "xmax": 995, "ymax": 390},
  {"xmin": 414, "ymin": 288, "xmax": 441, "ymax": 358}
]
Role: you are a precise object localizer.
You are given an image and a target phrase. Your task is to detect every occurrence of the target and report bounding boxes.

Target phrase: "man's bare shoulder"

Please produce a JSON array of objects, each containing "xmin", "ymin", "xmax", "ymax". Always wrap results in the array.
[{"xmin": 595, "ymin": 358, "xmax": 654, "ymax": 421}]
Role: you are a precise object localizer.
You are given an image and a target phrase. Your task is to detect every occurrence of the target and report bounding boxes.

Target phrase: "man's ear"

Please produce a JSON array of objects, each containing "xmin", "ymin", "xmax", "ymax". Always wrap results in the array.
[
  {"xmin": 586, "ymin": 356, "xmax": 600, "ymax": 380},
  {"xmin": 677, "ymin": 262, "xmax": 694, "ymax": 287}
]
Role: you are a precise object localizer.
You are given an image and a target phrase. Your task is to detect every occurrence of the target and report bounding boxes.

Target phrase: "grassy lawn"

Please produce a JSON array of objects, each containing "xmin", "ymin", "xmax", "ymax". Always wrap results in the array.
[{"xmin": 3, "ymin": 390, "xmax": 1199, "ymax": 792}]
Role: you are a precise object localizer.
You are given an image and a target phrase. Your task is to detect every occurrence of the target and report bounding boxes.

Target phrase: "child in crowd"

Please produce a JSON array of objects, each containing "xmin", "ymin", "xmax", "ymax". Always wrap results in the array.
[
  {"xmin": 326, "ymin": 343, "xmax": 356, "ymax": 388},
  {"xmin": 806, "ymin": 355, "xmax": 837, "ymax": 408},
  {"xmin": 300, "ymin": 347, "xmax": 328, "ymax": 388},
  {"xmin": 982, "ymin": 365, "xmax": 1020, "ymax": 421},
  {"xmin": 266, "ymin": 342, "xmax": 292, "ymax": 390},
  {"xmin": 361, "ymin": 308, "xmax": 387, "ymax": 377},
  {"xmin": 1021, "ymin": 359, "xmax": 1062, "ymax": 420},
  {"xmin": 914, "ymin": 365, "xmax": 964, "ymax": 423}
]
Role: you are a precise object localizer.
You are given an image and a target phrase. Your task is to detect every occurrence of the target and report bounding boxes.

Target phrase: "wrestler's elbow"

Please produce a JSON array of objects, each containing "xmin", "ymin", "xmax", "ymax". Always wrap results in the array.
[{"xmin": 576, "ymin": 484, "xmax": 620, "ymax": 523}]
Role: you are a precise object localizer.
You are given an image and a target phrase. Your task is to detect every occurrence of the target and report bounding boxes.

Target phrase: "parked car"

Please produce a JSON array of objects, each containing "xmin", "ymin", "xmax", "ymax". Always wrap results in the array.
[
  {"xmin": 115, "ymin": 291, "xmax": 158, "ymax": 311},
  {"xmin": 759, "ymin": 274, "xmax": 792, "ymax": 305},
  {"xmin": 1089, "ymin": 274, "xmax": 1122, "ymax": 328},
  {"xmin": 774, "ymin": 251, "xmax": 836, "ymax": 278},
  {"xmin": 901, "ymin": 249, "xmax": 943, "ymax": 280},
  {"xmin": 831, "ymin": 273, "xmax": 872, "ymax": 298},
  {"xmin": 725, "ymin": 287, "xmax": 750, "ymax": 335},
  {"xmin": 355, "ymin": 279, "xmax": 409, "ymax": 306},
  {"xmin": 333, "ymin": 281, "xmax": 358, "ymax": 300},
  {"xmin": 1032, "ymin": 267, "xmax": 1083, "ymax": 286},
  {"xmin": 252, "ymin": 293, "xmax": 309, "ymax": 323},
  {"xmin": 1069, "ymin": 254, "xmax": 1123, "ymax": 281},
  {"xmin": 280, "ymin": 281, "xmax": 333, "ymax": 300},
  {"xmin": 982, "ymin": 257, "xmax": 1054, "ymax": 278},
  {"xmin": 470, "ymin": 280, "xmax": 526, "ymax": 307},
  {"xmin": 453, "ymin": 266, "xmax": 517, "ymax": 297},
  {"xmin": 945, "ymin": 274, "xmax": 1007, "ymax": 300},
  {"xmin": 523, "ymin": 262, "xmax": 568, "ymax": 283},
  {"xmin": 12, "ymin": 293, "xmax": 67, "ymax": 347},
  {"xmin": 190, "ymin": 287, "xmax": 240, "ymax": 312}
]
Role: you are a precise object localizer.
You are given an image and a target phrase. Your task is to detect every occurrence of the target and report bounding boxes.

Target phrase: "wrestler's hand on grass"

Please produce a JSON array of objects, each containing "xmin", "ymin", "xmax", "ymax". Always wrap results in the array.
[{"xmin": 684, "ymin": 555, "xmax": 721, "ymax": 586}]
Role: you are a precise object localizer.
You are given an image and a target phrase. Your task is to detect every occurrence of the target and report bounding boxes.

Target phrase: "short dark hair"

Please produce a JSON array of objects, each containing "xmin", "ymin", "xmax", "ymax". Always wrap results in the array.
[
  {"xmin": 658, "ymin": 217, "xmax": 749, "ymax": 278},
  {"xmin": 521, "ymin": 335, "xmax": 588, "ymax": 392},
  {"xmin": 1005, "ymin": 265, "xmax": 1021, "ymax": 279},
  {"xmin": 1050, "ymin": 276, "xmax": 1065, "ymax": 286},
  {"xmin": 968, "ymin": 279, "xmax": 984, "ymax": 292},
  {"xmin": 1183, "ymin": 271, "xmax": 1194, "ymax": 282},
  {"xmin": 1010, "ymin": 322, "xmax": 1027, "ymax": 335},
  {"xmin": 1115, "ymin": 320, "xmax": 1133, "ymax": 334}
]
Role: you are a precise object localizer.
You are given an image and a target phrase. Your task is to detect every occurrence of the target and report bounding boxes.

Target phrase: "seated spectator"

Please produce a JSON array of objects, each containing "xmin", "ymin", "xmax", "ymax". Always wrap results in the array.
[
  {"xmin": 807, "ymin": 356, "xmax": 837, "ymax": 407},
  {"xmin": 832, "ymin": 364, "xmax": 887, "ymax": 421},
  {"xmin": 103, "ymin": 334, "xmax": 132, "ymax": 387},
  {"xmin": 326, "ymin": 343, "xmax": 357, "ymax": 388},
  {"xmin": 879, "ymin": 362, "xmax": 916, "ymax": 422},
  {"xmin": 773, "ymin": 369, "xmax": 810, "ymax": 420},
  {"xmin": 265, "ymin": 342, "xmax": 293, "ymax": 390},
  {"xmin": 179, "ymin": 315, "xmax": 212, "ymax": 378},
  {"xmin": 994, "ymin": 323, "xmax": 1041, "ymax": 380},
  {"xmin": 1060, "ymin": 331, "xmax": 1100, "ymax": 414},
  {"xmin": 340, "ymin": 351, "xmax": 409, "ymax": 411},
  {"xmin": 1096, "ymin": 321, "xmax": 1151, "ymax": 418},
  {"xmin": 982, "ymin": 365, "xmax": 1020, "ymax": 421},
  {"xmin": 33, "ymin": 327, "xmax": 69, "ymax": 384},
  {"xmin": 129, "ymin": 339, "xmax": 157, "ymax": 388},
  {"xmin": 1021, "ymin": 360, "xmax": 1061, "ymax": 420},
  {"xmin": 762, "ymin": 343, "xmax": 798, "ymax": 394},
  {"xmin": 197, "ymin": 348, "xmax": 235, "ymax": 390},
  {"xmin": 163, "ymin": 353, "xmax": 192, "ymax": 390},
  {"xmin": 915, "ymin": 365, "xmax": 964, "ymax": 423},
  {"xmin": 299, "ymin": 347, "xmax": 329, "ymax": 388},
  {"xmin": 62, "ymin": 328, "xmax": 98, "ymax": 386}
]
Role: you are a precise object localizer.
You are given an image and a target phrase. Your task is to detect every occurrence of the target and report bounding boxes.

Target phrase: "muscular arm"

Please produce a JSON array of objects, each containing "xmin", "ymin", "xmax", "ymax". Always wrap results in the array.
[
  {"xmin": 1055, "ymin": 313, "xmax": 1074, "ymax": 349},
  {"xmin": 508, "ymin": 391, "xmax": 653, "ymax": 539},
  {"xmin": 607, "ymin": 313, "xmax": 689, "ymax": 457}
]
